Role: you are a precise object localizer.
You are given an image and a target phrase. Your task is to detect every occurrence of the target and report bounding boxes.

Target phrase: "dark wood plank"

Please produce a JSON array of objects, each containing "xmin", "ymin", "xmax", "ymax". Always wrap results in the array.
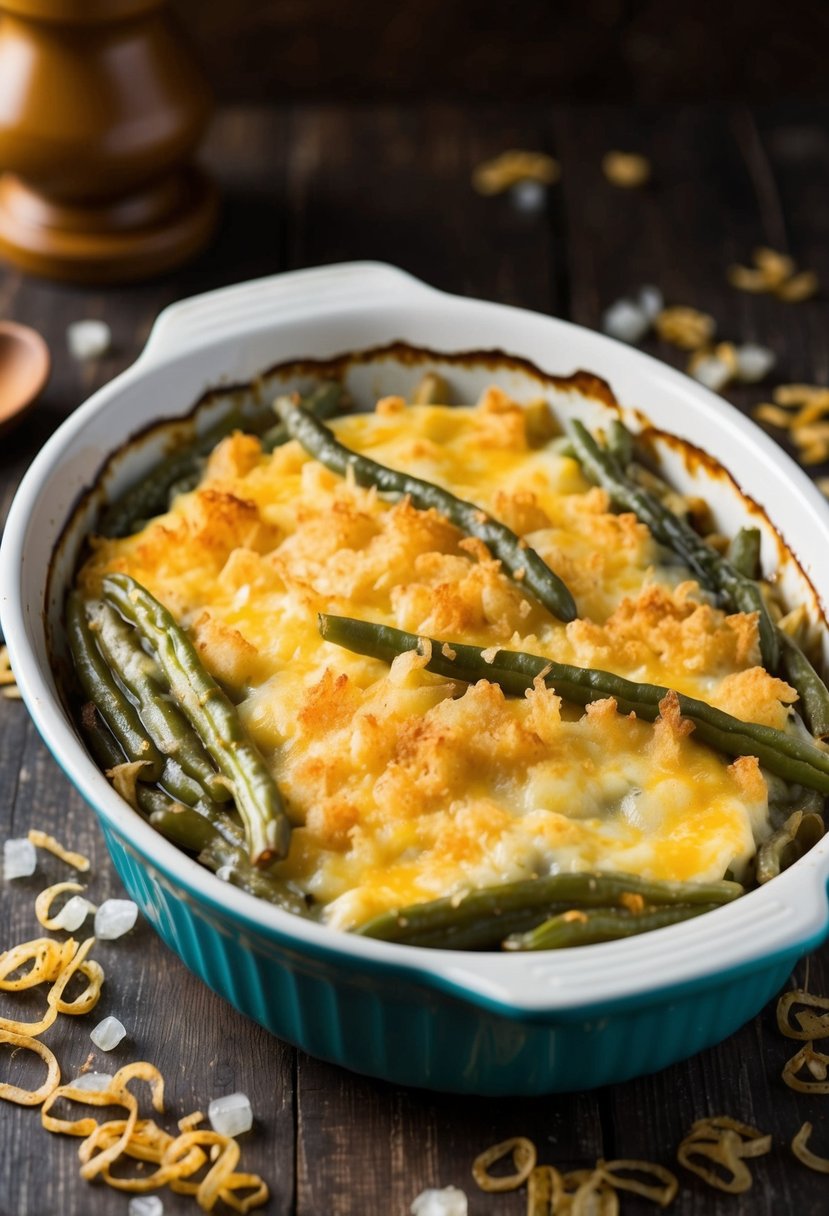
[
  {"xmin": 174, "ymin": 0, "xmax": 829, "ymax": 105},
  {"xmin": 282, "ymin": 102, "xmax": 560, "ymax": 311},
  {"xmin": 296, "ymin": 1052, "xmax": 604, "ymax": 1214}
]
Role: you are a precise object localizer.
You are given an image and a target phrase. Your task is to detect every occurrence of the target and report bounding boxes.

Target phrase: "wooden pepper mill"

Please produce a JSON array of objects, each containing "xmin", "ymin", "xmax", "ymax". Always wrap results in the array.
[{"xmin": 0, "ymin": 0, "xmax": 217, "ymax": 283}]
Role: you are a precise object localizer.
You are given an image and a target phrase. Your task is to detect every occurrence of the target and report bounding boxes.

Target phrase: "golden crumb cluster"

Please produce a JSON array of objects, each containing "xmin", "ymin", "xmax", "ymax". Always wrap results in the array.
[{"xmin": 78, "ymin": 392, "xmax": 794, "ymax": 929}]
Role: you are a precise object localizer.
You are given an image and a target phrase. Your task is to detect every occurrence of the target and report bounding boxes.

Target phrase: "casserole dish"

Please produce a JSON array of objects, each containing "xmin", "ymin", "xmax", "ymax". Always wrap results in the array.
[{"xmin": 2, "ymin": 261, "xmax": 829, "ymax": 1095}]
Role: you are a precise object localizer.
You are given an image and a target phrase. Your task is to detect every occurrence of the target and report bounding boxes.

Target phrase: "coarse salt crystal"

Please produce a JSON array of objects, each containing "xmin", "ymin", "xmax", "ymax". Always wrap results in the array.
[
  {"xmin": 72, "ymin": 1071, "xmax": 114, "ymax": 1091},
  {"xmin": 53, "ymin": 894, "xmax": 96, "ymax": 932},
  {"xmin": 411, "ymin": 1186, "xmax": 468, "ymax": 1216},
  {"xmin": 601, "ymin": 299, "xmax": 650, "ymax": 344},
  {"xmin": 3, "ymin": 838, "xmax": 36, "ymax": 880},
  {"xmin": 638, "ymin": 284, "xmax": 664, "ymax": 321},
  {"xmin": 510, "ymin": 178, "xmax": 547, "ymax": 213},
  {"xmin": 690, "ymin": 356, "xmax": 731, "ymax": 392},
  {"xmin": 67, "ymin": 319, "xmax": 112, "ymax": 361},
  {"xmin": 128, "ymin": 1197, "xmax": 164, "ymax": 1216},
  {"xmin": 208, "ymin": 1092, "xmax": 253, "ymax": 1138},
  {"xmin": 735, "ymin": 343, "xmax": 776, "ymax": 383},
  {"xmin": 90, "ymin": 1016, "xmax": 126, "ymax": 1051},
  {"xmin": 94, "ymin": 898, "xmax": 138, "ymax": 940}
]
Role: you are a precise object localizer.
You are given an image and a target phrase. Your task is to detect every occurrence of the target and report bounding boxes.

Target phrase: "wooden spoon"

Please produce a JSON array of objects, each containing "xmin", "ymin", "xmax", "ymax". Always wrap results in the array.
[{"xmin": 0, "ymin": 321, "xmax": 50, "ymax": 436}]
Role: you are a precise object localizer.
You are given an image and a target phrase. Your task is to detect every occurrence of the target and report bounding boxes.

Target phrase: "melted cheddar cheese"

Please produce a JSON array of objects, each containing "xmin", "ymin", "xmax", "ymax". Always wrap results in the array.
[{"xmin": 78, "ymin": 389, "xmax": 797, "ymax": 929}]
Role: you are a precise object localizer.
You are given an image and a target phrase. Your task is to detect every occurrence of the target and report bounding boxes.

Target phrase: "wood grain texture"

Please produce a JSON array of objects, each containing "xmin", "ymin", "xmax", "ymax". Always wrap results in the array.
[
  {"xmin": 2, "ymin": 102, "xmax": 829, "ymax": 1215},
  {"xmin": 173, "ymin": 1, "xmax": 829, "ymax": 104}
]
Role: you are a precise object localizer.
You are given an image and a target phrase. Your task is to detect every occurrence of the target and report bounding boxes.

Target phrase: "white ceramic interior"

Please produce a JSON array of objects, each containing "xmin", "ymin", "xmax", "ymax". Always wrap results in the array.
[{"xmin": 2, "ymin": 261, "xmax": 829, "ymax": 1016}]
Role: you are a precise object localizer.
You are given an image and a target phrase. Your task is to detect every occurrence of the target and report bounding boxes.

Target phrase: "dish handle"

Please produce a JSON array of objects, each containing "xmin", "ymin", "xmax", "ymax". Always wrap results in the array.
[{"xmin": 137, "ymin": 262, "xmax": 442, "ymax": 367}]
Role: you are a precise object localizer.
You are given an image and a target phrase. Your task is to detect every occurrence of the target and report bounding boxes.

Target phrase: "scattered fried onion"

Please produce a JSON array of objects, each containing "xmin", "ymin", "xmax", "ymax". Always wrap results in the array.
[
  {"xmin": 472, "ymin": 150, "xmax": 560, "ymax": 195},
  {"xmin": 0, "ymin": 936, "xmax": 102, "ymax": 1033},
  {"xmin": 601, "ymin": 151, "xmax": 651, "ymax": 188},
  {"xmin": 751, "ymin": 383, "xmax": 829, "ymax": 465},
  {"xmin": 0, "ymin": 936, "xmax": 77, "ymax": 991},
  {"xmin": 472, "ymin": 1135, "xmax": 537, "ymax": 1192},
  {"xmin": 88, "ymin": 1118, "xmax": 205, "ymax": 1192},
  {"xmin": 654, "ymin": 306, "xmax": 716, "ymax": 351},
  {"xmin": 677, "ymin": 1117, "xmax": 770, "ymax": 1193},
  {"xmin": 791, "ymin": 1122, "xmax": 829, "ymax": 1174},
  {"xmin": 162, "ymin": 1129, "xmax": 241, "ymax": 1207},
  {"xmin": 35, "ymin": 881, "xmax": 86, "ymax": 931},
  {"xmin": 0, "ymin": 1030, "xmax": 60, "ymax": 1105},
  {"xmin": 41, "ymin": 1063, "xmax": 268, "ymax": 1211},
  {"xmin": 728, "ymin": 248, "xmax": 819, "ymax": 301},
  {"xmin": 526, "ymin": 1164, "xmax": 562, "ymax": 1214},
  {"xmin": 753, "ymin": 402, "xmax": 796, "ymax": 430},
  {"xmin": 778, "ymin": 271, "xmax": 820, "ymax": 302},
  {"xmin": 0, "ymin": 936, "xmax": 97, "ymax": 1036},
  {"xmin": 78, "ymin": 1090, "xmax": 140, "ymax": 1181},
  {"xmin": 27, "ymin": 830, "xmax": 90, "ymax": 872},
  {"xmin": 217, "ymin": 1172, "xmax": 270, "ymax": 1213},
  {"xmin": 596, "ymin": 1158, "xmax": 678, "ymax": 1206},
  {"xmin": 567, "ymin": 1169, "xmax": 619, "ymax": 1215},
  {"xmin": 179, "ymin": 1109, "xmax": 205, "ymax": 1133},
  {"xmin": 781, "ymin": 1042, "xmax": 829, "ymax": 1093},
  {"xmin": 53, "ymin": 957, "xmax": 104, "ymax": 1016},
  {"xmin": 111, "ymin": 1061, "xmax": 166, "ymax": 1114},
  {"xmin": 777, "ymin": 988, "xmax": 829, "ymax": 1040}
]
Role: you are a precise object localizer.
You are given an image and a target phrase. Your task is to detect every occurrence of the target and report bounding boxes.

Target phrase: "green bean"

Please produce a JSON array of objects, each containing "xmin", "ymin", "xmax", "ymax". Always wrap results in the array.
[
  {"xmin": 728, "ymin": 527, "xmax": 762, "ymax": 580},
  {"xmin": 198, "ymin": 835, "xmax": 308, "ymax": 915},
  {"xmin": 261, "ymin": 381, "xmax": 345, "ymax": 453},
  {"xmin": 778, "ymin": 632, "xmax": 829, "ymax": 739},
  {"xmin": 606, "ymin": 418, "xmax": 634, "ymax": 468},
  {"xmin": 98, "ymin": 402, "xmax": 276, "ymax": 538},
  {"xmin": 91, "ymin": 600, "xmax": 230, "ymax": 803},
  {"xmin": 411, "ymin": 372, "xmax": 450, "ymax": 405},
  {"xmin": 354, "ymin": 871, "xmax": 742, "ymax": 946},
  {"xmin": 756, "ymin": 809, "xmax": 825, "ymax": 884},
  {"xmin": 67, "ymin": 593, "xmax": 164, "ymax": 780},
  {"xmin": 103, "ymin": 573, "xmax": 291, "ymax": 867},
  {"xmin": 276, "ymin": 397, "xmax": 577, "ymax": 623},
  {"xmin": 566, "ymin": 419, "xmax": 779, "ymax": 669},
  {"xmin": 79, "ymin": 702, "xmax": 210, "ymax": 821},
  {"xmin": 319, "ymin": 613, "xmax": 829, "ymax": 794},
  {"xmin": 150, "ymin": 802, "xmax": 223, "ymax": 853},
  {"xmin": 504, "ymin": 904, "xmax": 717, "ymax": 951}
]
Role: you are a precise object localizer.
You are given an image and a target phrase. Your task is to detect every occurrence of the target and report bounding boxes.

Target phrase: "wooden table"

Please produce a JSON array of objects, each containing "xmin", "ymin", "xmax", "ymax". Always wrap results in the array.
[{"xmin": 2, "ymin": 104, "xmax": 829, "ymax": 1216}]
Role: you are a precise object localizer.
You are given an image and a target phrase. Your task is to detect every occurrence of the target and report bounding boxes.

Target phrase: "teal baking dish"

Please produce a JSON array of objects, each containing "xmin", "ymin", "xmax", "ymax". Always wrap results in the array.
[{"xmin": 3, "ymin": 262, "xmax": 828, "ymax": 1094}]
